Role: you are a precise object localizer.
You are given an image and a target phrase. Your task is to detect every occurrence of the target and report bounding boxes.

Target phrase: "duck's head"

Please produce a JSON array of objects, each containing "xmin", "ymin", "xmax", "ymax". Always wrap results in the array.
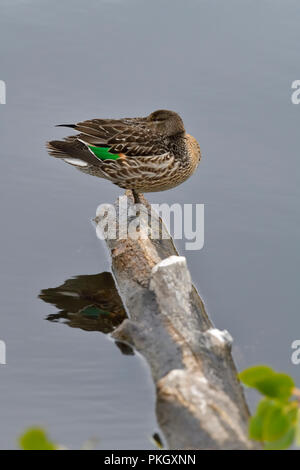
[{"xmin": 148, "ymin": 109, "xmax": 185, "ymax": 136}]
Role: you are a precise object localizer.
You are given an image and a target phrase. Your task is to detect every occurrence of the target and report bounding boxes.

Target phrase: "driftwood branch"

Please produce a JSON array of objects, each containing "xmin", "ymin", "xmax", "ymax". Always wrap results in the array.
[{"xmin": 95, "ymin": 191, "xmax": 257, "ymax": 450}]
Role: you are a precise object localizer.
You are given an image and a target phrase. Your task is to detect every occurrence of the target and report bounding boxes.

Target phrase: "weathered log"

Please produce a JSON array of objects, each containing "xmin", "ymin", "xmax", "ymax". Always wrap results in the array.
[{"xmin": 95, "ymin": 191, "xmax": 257, "ymax": 450}]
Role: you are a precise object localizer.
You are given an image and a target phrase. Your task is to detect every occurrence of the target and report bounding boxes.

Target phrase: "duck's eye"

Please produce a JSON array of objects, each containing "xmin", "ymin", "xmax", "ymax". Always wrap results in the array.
[{"xmin": 149, "ymin": 111, "xmax": 168, "ymax": 122}]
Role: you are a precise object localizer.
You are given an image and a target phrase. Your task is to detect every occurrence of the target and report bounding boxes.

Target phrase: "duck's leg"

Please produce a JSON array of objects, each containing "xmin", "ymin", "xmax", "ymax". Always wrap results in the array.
[{"xmin": 132, "ymin": 190, "xmax": 141, "ymax": 204}]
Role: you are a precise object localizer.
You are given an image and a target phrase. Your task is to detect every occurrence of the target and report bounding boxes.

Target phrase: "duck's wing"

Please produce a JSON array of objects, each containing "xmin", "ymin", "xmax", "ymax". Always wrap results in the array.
[
  {"xmin": 48, "ymin": 117, "xmax": 169, "ymax": 165},
  {"xmin": 57, "ymin": 116, "xmax": 150, "ymax": 145}
]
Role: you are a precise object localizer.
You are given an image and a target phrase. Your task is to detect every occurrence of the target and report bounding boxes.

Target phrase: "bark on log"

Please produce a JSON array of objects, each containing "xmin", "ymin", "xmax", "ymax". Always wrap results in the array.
[{"xmin": 95, "ymin": 191, "xmax": 257, "ymax": 450}]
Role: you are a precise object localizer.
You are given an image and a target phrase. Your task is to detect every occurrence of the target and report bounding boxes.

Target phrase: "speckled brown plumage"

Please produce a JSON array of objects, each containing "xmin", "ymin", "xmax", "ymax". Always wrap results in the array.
[{"xmin": 47, "ymin": 109, "xmax": 201, "ymax": 194}]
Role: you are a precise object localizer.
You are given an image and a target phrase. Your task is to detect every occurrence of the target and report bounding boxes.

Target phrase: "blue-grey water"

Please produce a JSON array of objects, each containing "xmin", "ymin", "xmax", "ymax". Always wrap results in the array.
[{"xmin": 0, "ymin": 0, "xmax": 299, "ymax": 449}]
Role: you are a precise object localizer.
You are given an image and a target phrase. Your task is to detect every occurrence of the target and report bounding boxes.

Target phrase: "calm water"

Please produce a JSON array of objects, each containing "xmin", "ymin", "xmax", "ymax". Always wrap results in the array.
[{"xmin": 0, "ymin": 0, "xmax": 299, "ymax": 449}]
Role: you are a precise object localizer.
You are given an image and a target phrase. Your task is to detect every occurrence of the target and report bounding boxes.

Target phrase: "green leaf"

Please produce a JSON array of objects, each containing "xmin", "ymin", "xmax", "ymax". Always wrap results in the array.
[
  {"xmin": 262, "ymin": 402, "xmax": 291, "ymax": 442},
  {"xmin": 295, "ymin": 409, "xmax": 300, "ymax": 447},
  {"xmin": 249, "ymin": 398, "xmax": 298, "ymax": 445},
  {"xmin": 264, "ymin": 427, "xmax": 295, "ymax": 450},
  {"xmin": 249, "ymin": 398, "xmax": 273, "ymax": 441},
  {"xmin": 19, "ymin": 427, "xmax": 57, "ymax": 450},
  {"xmin": 255, "ymin": 373, "xmax": 295, "ymax": 401},
  {"xmin": 239, "ymin": 366, "xmax": 294, "ymax": 401},
  {"xmin": 285, "ymin": 402, "xmax": 299, "ymax": 425},
  {"xmin": 239, "ymin": 366, "xmax": 274, "ymax": 387}
]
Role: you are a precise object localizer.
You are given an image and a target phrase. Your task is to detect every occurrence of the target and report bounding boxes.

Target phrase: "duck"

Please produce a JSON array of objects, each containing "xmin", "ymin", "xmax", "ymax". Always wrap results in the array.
[{"xmin": 47, "ymin": 109, "xmax": 201, "ymax": 202}]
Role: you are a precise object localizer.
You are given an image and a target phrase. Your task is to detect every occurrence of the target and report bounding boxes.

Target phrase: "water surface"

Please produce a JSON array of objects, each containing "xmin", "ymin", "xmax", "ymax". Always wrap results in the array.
[{"xmin": 0, "ymin": 0, "xmax": 299, "ymax": 449}]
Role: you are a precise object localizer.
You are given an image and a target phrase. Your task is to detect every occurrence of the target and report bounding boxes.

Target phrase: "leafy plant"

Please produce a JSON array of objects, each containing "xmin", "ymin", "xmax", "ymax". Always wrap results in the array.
[
  {"xmin": 19, "ymin": 428, "xmax": 58, "ymax": 450},
  {"xmin": 239, "ymin": 365, "xmax": 300, "ymax": 450},
  {"xmin": 18, "ymin": 427, "xmax": 99, "ymax": 450}
]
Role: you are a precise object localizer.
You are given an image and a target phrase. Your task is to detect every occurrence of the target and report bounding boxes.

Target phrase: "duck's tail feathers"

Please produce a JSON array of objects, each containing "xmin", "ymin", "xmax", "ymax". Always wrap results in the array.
[
  {"xmin": 47, "ymin": 138, "xmax": 97, "ymax": 167},
  {"xmin": 55, "ymin": 124, "xmax": 76, "ymax": 129}
]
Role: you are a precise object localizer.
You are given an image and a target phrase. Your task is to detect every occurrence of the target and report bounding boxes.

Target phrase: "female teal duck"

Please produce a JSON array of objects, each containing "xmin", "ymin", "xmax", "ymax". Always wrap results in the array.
[{"xmin": 47, "ymin": 109, "xmax": 201, "ymax": 199}]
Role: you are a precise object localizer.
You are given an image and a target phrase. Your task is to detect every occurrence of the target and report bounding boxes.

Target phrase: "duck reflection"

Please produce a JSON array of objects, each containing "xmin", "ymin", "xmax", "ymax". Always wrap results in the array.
[{"xmin": 39, "ymin": 272, "xmax": 133, "ymax": 355}]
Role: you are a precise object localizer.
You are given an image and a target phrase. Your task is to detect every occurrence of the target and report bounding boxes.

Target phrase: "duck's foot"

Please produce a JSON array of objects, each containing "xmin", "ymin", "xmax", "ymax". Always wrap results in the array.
[{"xmin": 132, "ymin": 190, "xmax": 141, "ymax": 204}]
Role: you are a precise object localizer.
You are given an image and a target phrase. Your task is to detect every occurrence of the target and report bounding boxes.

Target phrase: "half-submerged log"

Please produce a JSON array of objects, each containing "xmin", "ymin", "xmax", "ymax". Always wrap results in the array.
[{"xmin": 95, "ymin": 191, "xmax": 256, "ymax": 450}]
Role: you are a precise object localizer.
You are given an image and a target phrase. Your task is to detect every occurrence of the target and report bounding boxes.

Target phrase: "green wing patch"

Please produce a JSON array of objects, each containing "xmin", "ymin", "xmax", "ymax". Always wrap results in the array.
[{"xmin": 88, "ymin": 145, "xmax": 121, "ymax": 161}]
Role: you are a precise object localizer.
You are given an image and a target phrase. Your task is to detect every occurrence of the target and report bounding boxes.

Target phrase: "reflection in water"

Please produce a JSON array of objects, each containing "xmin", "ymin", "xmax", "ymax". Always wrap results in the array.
[{"xmin": 39, "ymin": 272, "xmax": 133, "ymax": 355}]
